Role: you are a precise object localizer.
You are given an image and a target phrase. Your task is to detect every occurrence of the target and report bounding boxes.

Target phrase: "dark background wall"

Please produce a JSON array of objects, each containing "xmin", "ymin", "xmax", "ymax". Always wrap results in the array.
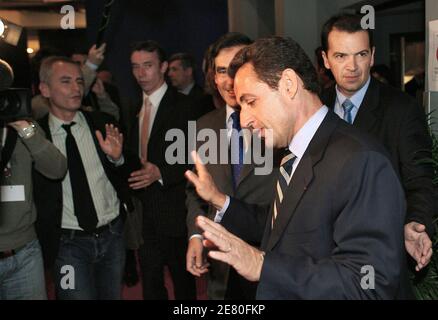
[{"xmin": 85, "ymin": 0, "xmax": 228, "ymax": 107}]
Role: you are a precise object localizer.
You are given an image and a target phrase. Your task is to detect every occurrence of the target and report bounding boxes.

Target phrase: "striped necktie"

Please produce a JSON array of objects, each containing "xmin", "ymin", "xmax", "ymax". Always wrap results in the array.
[{"xmin": 272, "ymin": 149, "xmax": 297, "ymax": 228}]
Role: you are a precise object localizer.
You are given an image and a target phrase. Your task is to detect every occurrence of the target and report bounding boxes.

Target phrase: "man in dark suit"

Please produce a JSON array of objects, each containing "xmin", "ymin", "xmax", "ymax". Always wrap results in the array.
[
  {"xmin": 320, "ymin": 14, "xmax": 435, "ymax": 272},
  {"xmin": 185, "ymin": 32, "xmax": 278, "ymax": 300},
  {"xmin": 34, "ymin": 56, "xmax": 136, "ymax": 299},
  {"xmin": 127, "ymin": 41, "xmax": 196, "ymax": 300},
  {"xmin": 168, "ymin": 52, "xmax": 214, "ymax": 120},
  {"xmin": 186, "ymin": 36, "xmax": 409, "ymax": 299}
]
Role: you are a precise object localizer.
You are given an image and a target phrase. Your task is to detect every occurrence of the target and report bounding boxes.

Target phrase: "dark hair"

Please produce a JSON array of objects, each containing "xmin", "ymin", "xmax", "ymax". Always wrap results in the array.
[
  {"xmin": 210, "ymin": 32, "xmax": 253, "ymax": 70},
  {"xmin": 228, "ymin": 36, "xmax": 320, "ymax": 94},
  {"xmin": 315, "ymin": 46, "xmax": 334, "ymax": 80},
  {"xmin": 130, "ymin": 40, "xmax": 167, "ymax": 63},
  {"xmin": 321, "ymin": 14, "xmax": 374, "ymax": 52},
  {"xmin": 169, "ymin": 52, "xmax": 196, "ymax": 70}
]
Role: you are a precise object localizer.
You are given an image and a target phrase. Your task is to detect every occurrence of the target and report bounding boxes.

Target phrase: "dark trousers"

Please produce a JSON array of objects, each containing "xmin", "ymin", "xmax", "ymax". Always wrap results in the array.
[{"xmin": 138, "ymin": 213, "xmax": 196, "ymax": 300}]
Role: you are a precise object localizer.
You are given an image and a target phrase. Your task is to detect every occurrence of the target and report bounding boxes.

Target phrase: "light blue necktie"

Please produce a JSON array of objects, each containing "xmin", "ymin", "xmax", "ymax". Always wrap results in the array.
[{"xmin": 342, "ymin": 99, "xmax": 355, "ymax": 124}]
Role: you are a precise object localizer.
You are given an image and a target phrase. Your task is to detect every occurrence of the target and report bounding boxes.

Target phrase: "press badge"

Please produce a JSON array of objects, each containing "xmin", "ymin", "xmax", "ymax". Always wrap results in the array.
[{"xmin": 1, "ymin": 185, "xmax": 25, "ymax": 202}]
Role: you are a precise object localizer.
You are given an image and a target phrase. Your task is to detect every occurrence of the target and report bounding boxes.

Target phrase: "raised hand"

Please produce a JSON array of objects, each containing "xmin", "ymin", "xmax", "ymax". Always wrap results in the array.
[
  {"xmin": 185, "ymin": 151, "xmax": 226, "ymax": 210},
  {"xmin": 95, "ymin": 123, "xmax": 123, "ymax": 161},
  {"xmin": 196, "ymin": 216, "xmax": 264, "ymax": 282}
]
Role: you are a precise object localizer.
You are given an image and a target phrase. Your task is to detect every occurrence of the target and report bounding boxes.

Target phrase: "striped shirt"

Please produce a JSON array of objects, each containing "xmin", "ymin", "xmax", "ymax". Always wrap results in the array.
[{"xmin": 49, "ymin": 111, "xmax": 120, "ymax": 230}]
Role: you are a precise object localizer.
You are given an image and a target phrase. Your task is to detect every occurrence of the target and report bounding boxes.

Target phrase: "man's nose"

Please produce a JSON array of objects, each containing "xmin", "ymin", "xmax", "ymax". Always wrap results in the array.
[
  {"xmin": 240, "ymin": 106, "xmax": 252, "ymax": 128},
  {"xmin": 346, "ymin": 56, "xmax": 358, "ymax": 71},
  {"xmin": 71, "ymin": 81, "xmax": 81, "ymax": 92},
  {"xmin": 138, "ymin": 67, "xmax": 147, "ymax": 77}
]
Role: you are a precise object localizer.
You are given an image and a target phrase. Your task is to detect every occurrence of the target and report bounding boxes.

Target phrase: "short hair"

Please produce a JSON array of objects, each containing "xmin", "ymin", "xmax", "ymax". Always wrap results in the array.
[
  {"xmin": 168, "ymin": 52, "xmax": 196, "ymax": 70},
  {"xmin": 130, "ymin": 40, "xmax": 167, "ymax": 63},
  {"xmin": 321, "ymin": 14, "xmax": 374, "ymax": 52},
  {"xmin": 228, "ymin": 36, "xmax": 320, "ymax": 94},
  {"xmin": 315, "ymin": 46, "xmax": 334, "ymax": 80},
  {"xmin": 39, "ymin": 56, "xmax": 80, "ymax": 83},
  {"xmin": 210, "ymin": 32, "xmax": 253, "ymax": 71}
]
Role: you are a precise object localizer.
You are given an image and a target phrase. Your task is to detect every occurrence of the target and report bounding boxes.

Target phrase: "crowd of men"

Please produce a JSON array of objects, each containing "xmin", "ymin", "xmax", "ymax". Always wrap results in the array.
[{"xmin": 0, "ymin": 13, "xmax": 435, "ymax": 300}]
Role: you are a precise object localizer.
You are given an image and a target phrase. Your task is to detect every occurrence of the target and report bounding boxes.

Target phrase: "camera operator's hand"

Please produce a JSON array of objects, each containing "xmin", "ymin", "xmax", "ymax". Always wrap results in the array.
[
  {"xmin": 8, "ymin": 120, "xmax": 31, "ymax": 131},
  {"xmin": 8, "ymin": 120, "xmax": 36, "ymax": 140},
  {"xmin": 88, "ymin": 43, "xmax": 106, "ymax": 67}
]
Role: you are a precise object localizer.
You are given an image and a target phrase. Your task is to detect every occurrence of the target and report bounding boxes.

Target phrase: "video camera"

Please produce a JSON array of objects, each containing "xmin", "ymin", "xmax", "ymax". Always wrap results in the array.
[{"xmin": 0, "ymin": 59, "xmax": 31, "ymax": 122}]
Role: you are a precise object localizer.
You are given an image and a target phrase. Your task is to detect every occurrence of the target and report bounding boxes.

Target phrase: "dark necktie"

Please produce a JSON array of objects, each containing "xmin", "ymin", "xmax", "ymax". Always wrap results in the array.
[
  {"xmin": 342, "ymin": 99, "xmax": 355, "ymax": 124},
  {"xmin": 62, "ymin": 122, "xmax": 98, "ymax": 232},
  {"xmin": 272, "ymin": 148, "xmax": 297, "ymax": 228},
  {"xmin": 230, "ymin": 111, "xmax": 244, "ymax": 189}
]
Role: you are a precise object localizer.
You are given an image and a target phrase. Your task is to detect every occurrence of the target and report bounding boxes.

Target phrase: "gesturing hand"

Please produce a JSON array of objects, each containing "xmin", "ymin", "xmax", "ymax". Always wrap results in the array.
[
  {"xmin": 196, "ymin": 216, "xmax": 264, "ymax": 282},
  {"xmin": 186, "ymin": 237, "xmax": 210, "ymax": 277},
  {"xmin": 128, "ymin": 159, "xmax": 161, "ymax": 189},
  {"xmin": 185, "ymin": 151, "xmax": 226, "ymax": 210},
  {"xmin": 404, "ymin": 222, "xmax": 433, "ymax": 272},
  {"xmin": 96, "ymin": 124, "xmax": 123, "ymax": 161}
]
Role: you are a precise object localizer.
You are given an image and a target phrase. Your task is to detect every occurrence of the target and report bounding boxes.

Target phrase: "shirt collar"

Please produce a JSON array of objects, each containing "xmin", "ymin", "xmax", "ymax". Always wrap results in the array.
[
  {"xmin": 335, "ymin": 76, "xmax": 370, "ymax": 109},
  {"xmin": 143, "ymin": 82, "xmax": 168, "ymax": 108},
  {"xmin": 49, "ymin": 111, "xmax": 85, "ymax": 135},
  {"xmin": 179, "ymin": 82, "xmax": 195, "ymax": 95},
  {"xmin": 288, "ymin": 106, "xmax": 329, "ymax": 159}
]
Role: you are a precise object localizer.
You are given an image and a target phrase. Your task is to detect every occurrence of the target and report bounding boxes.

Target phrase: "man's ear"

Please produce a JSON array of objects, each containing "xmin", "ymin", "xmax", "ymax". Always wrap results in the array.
[
  {"xmin": 39, "ymin": 82, "xmax": 50, "ymax": 98},
  {"xmin": 322, "ymin": 51, "xmax": 331, "ymax": 70},
  {"xmin": 280, "ymin": 69, "xmax": 298, "ymax": 100},
  {"xmin": 160, "ymin": 61, "xmax": 169, "ymax": 75}
]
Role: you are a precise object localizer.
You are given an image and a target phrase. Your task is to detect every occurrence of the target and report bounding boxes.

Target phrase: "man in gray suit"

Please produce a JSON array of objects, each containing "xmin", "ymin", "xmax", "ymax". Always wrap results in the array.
[{"xmin": 185, "ymin": 33, "xmax": 278, "ymax": 300}]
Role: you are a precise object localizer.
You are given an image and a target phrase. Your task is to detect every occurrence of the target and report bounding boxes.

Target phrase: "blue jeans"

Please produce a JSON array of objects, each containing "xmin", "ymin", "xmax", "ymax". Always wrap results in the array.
[
  {"xmin": 54, "ymin": 217, "xmax": 125, "ymax": 300},
  {"xmin": 0, "ymin": 239, "xmax": 47, "ymax": 300}
]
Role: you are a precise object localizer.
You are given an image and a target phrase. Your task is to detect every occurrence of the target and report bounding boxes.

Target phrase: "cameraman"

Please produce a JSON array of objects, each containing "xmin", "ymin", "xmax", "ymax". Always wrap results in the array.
[{"xmin": 0, "ymin": 119, "xmax": 67, "ymax": 299}]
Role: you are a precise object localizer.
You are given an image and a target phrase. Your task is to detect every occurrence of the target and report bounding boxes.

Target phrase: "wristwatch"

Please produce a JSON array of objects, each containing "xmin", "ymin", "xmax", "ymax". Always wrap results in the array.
[{"xmin": 17, "ymin": 122, "xmax": 37, "ymax": 139}]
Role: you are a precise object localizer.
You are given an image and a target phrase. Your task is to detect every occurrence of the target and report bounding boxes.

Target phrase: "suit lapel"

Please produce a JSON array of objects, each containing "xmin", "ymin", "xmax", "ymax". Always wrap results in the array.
[
  {"xmin": 149, "ymin": 88, "xmax": 174, "ymax": 143},
  {"xmin": 353, "ymin": 78, "xmax": 380, "ymax": 133},
  {"xmin": 265, "ymin": 111, "xmax": 340, "ymax": 251},
  {"xmin": 81, "ymin": 111, "xmax": 109, "ymax": 168},
  {"xmin": 209, "ymin": 107, "xmax": 234, "ymax": 195},
  {"xmin": 266, "ymin": 156, "xmax": 313, "ymax": 250},
  {"xmin": 323, "ymin": 79, "xmax": 381, "ymax": 133}
]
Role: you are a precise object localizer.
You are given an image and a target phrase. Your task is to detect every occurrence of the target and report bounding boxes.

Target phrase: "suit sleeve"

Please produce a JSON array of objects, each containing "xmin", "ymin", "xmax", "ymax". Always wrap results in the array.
[
  {"xmin": 220, "ymin": 198, "xmax": 270, "ymax": 244},
  {"xmin": 398, "ymin": 100, "xmax": 436, "ymax": 238},
  {"xmin": 258, "ymin": 151, "xmax": 406, "ymax": 299},
  {"xmin": 185, "ymin": 173, "xmax": 209, "ymax": 237}
]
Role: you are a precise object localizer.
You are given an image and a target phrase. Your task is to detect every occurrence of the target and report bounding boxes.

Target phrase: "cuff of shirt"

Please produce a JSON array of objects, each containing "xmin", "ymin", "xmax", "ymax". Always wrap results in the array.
[
  {"xmin": 85, "ymin": 60, "xmax": 99, "ymax": 71},
  {"xmin": 189, "ymin": 234, "xmax": 203, "ymax": 241},
  {"xmin": 214, "ymin": 195, "xmax": 230, "ymax": 223},
  {"xmin": 107, "ymin": 154, "xmax": 125, "ymax": 167}
]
